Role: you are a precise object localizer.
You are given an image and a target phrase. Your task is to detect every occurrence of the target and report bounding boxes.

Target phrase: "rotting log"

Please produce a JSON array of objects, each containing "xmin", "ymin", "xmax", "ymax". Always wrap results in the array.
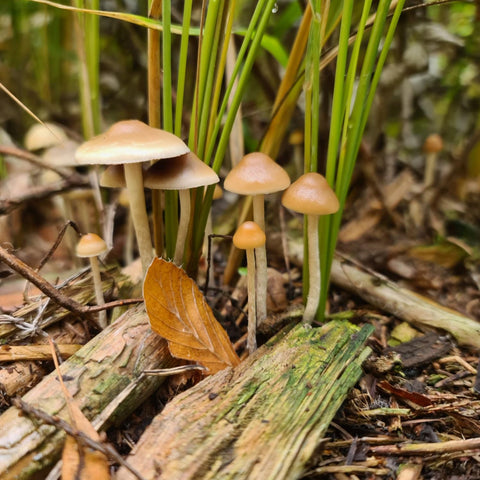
[
  {"xmin": 330, "ymin": 256, "xmax": 480, "ymax": 348},
  {"xmin": 0, "ymin": 305, "xmax": 176, "ymax": 480},
  {"xmin": 116, "ymin": 320, "xmax": 373, "ymax": 480}
]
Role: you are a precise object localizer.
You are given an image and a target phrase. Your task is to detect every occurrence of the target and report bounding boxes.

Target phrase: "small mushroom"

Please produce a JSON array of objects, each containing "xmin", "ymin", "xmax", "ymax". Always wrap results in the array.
[
  {"xmin": 282, "ymin": 172, "xmax": 339, "ymax": 324},
  {"xmin": 144, "ymin": 152, "xmax": 219, "ymax": 265},
  {"xmin": 76, "ymin": 233, "xmax": 108, "ymax": 328},
  {"xmin": 224, "ymin": 152, "xmax": 290, "ymax": 325},
  {"xmin": 75, "ymin": 120, "xmax": 189, "ymax": 275},
  {"xmin": 24, "ymin": 122, "xmax": 67, "ymax": 152},
  {"xmin": 423, "ymin": 133, "xmax": 443, "ymax": 189},
  {"xmin": 232, "ymin": 221, "xmax": 266, "ymax": 354}
]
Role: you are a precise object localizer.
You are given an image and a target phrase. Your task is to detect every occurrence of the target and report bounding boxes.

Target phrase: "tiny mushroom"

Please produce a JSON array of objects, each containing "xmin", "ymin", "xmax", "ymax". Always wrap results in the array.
[
  {"xmin": 144, "ymin": 151, "xmax": 219, "ymax": 265},
  {"xmin": 282, "ymin": 172, "xmax": 339, "ymax": 324},
  {"xmin": 24, "ymin": 122, "xmax": 67, "ymax": 152},
  {"xmin": 75, "ymin": 120, "xmax": 189, "ymax": 275},
  {"xmin": 232, "ymin": 221, "xmax": 266, "ymax": 354},
  {"xmin": 76, "ymin": 233, "xmax": 108, "ymax": 329},
  {"xmin": 423, "ymin": 133, "xmax": 443, "ymax": 189},
  {"xmin": 224, "ymin": 152, "xmax": 290, "ymax": 325}
]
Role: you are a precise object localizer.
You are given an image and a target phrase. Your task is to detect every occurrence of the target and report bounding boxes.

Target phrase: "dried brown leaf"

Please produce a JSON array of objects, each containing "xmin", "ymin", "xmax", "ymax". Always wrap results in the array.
[{"xmin": 144, "ymin": 258, "xmax": 240, "ymax": 374}]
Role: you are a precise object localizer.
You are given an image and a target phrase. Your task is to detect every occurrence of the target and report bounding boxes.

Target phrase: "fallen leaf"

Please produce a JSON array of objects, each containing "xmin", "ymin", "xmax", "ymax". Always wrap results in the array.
[{"xmin": 144, "ymin": 258, "xmax": 240, "ymax": 374}]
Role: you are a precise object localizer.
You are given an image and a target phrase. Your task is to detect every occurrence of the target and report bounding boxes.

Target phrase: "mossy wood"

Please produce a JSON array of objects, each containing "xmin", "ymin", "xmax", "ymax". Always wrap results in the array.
[
  {"xmin": 0, "ymin": 306, "xmax": 176, "ymax": 480},
  {"xmin": 117, "ymin": 320, "xmax": 373, "ymax": 480}
]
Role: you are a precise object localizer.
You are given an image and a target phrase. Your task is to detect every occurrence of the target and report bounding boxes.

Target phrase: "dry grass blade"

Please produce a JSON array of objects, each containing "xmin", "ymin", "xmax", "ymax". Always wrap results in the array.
[{"xmin": 143, "ymin": 258, "xmax": 240, "ymax": 374}]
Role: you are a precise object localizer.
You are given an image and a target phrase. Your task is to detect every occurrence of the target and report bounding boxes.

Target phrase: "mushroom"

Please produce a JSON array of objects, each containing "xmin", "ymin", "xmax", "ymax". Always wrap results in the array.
[
  {"xmin": 224, "ymin": 152, "xmax": 290, "ymax": 325},
  {"xmin": 423, "ymin": 133, "xmax": 443, "ymax": 189},
  {"xmin": 24, "ymin": 122, "xmax": 67, "ymax": 152},
  {"xmin": 144, "ymin": 151, "xmax": 219, "ymax": 265},
  {"xmin": 232, "ymin": 221, "xmax": 266, "ymax": 353},
  {"xmin": 75, "ymin": 120, "xmax": 189, "ymax": 275},
  {"xmin": 76, "ymin": 233, "xmax": 108, "ymax": 328},
  {"xmin": 288, "ymin": 129, "xmax": 304, "ymax": 176},
  {"xmin": 281, "ymin": 172, "xmax": 339, "ymax": 324}
]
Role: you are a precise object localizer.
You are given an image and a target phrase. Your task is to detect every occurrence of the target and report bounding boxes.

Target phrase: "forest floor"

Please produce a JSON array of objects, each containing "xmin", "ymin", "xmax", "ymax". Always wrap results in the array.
[{"xmin": 0, "ymin": 149, "xmax": 479, "ymax": 480}]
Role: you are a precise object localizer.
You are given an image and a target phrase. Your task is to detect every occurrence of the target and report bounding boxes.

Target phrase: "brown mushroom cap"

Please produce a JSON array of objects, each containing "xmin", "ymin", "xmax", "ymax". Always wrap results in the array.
[
  {"xmin": 75, "ymin": 120, "xmax": 189, "ymax": 166},
  {"xmin": 143, "ymin": 152, "xmax": 219, "ymax": 190},
  {"xmin": 232, "ymin": 221, "xmax": 266, "ymax": 250},
  {"xmin": 100, "ymin": 164, "xmax": 126, "ymax": 188},
  {"xmin": 224, "ymin": 152, "xmax": 290, "ymax": 195},
  {"xmin": 76, "ymin": 233, "xmax": 108, "ymax": 258},
  {"xmin": 423, "ymin": 134, "xmax": 443, "ymax": 153},
  {"xmin": 282, "ymin": 172, "xmax": 339, "ymax": 216}
]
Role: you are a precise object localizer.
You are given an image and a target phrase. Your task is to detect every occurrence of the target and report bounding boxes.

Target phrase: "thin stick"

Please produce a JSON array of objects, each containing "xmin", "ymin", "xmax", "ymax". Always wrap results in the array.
[
  {"xmin": 11, "ymin": 397, "xmax": 148, "ymax": 480},
  {"xmin": 0, "ymin": 244, "xmax": 143, "ymax": 315}
]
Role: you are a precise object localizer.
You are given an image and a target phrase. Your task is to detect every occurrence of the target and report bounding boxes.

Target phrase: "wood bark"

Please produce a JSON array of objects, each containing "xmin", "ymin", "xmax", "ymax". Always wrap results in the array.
[
  {"xmin": 330, "ymin": 255, "xmax": 480, "ymax": 348},
  {"xmin": 116, "ymin": 320, "xmax": 373, "ymax": 480},
  {"xmin": 0, "ymin": 305, "xmax": 176, "ymax": 480}
]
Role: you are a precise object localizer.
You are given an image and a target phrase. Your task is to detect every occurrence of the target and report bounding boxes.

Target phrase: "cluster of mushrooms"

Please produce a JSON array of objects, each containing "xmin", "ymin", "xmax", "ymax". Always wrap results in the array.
[{"xmin": 71, "ymin": 120, "xmax": 339, "ymax": 352}]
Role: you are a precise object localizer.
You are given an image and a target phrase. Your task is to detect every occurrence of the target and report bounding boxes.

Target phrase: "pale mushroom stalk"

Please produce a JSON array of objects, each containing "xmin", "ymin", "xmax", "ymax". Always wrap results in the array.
[
  {"xmin": 281, "ymin": 172, "xmax": 339, "ymax": 325},
  {"xmin": 143, "ymin": 152, "xmax": 219, "ymax": 267},
  {"xmin": 124, "ymin": 162, "xmax": 154, "ymax": 274},
  {"xmin": 232, "ymin": 221, "xmax": 266, "ymax": 354},
  {"xmin": 174, "ymin": 189, "xmax": 191, "ymax": 265},
  {"xmin": 89, "ymin": 255, "xmax": 107, "ymax": 328},
  {"xmin": 424, "ymin": 152, "xmax": 438, "ymax": 189},
  {"xmin": 245, "ymin": 247, "xmax": 257, "ymax": 353},
  {"xmin": 76, "ymin": 233, "xmax": 108, "ymax": 329},
  {"xmin": 303, "ymin": 214, "xmax": 320, "ymax": 324},
  {"xmin": 252, "ymin": 193, "xmax": 267, "ymax": 325},
  {"xmin": 224, "ymin": 152, "xmax": 290, "ymax": 325}
]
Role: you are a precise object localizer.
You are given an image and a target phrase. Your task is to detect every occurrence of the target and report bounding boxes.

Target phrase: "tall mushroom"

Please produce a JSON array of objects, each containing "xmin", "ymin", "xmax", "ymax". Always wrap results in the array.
[
  {"xmin": 282, "ymin": 172, "xmax": 339, "ymax": 324},
  {"xmin": 144, "ymin": 152, "xmax": 219, "ymax": 265},
  {"xmin": 224, "ymin": 152, "xmax": 290, "ymax": 325},
  {"xmin": 75, "ymin": 120, "xmax": 189, "ymax": 275},
  {"xmin": 76, "ymin": 233, "xmax": 108, "ymax": 328},
  {"xmin": 232, "ymin": 221, "xmax": 266, "ymax": 354}
]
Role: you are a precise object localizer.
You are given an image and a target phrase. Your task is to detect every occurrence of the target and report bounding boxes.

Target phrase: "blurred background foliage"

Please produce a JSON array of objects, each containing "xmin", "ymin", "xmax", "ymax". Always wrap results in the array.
[{"xmin": 1, "ymin": 1, "xmax": 480, "ymax": 175}]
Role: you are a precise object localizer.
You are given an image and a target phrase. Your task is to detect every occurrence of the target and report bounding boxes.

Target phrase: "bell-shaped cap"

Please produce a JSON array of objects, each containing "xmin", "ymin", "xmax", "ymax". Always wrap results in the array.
[
  {"xmin": 224, "ymin": 152, "xmax": 290, "ymax": 195},
  {"xmin": 76, "ymin": 233, "xmax": 108, "ymax": 258},
  {"xmin": 232, "ymin": 221, "xmax": 266, "ymax": 250},
  {"xmin": 75, "ymin": 120, "xmax": 189, "ymax": 166},
  {"xmin": 144, "ymin": 152, "xmax": 219, "ymax": 190},
  {"xmin": 282, "ymin": 172, "xmax": 339, "ymax": 216},
  {"xmin": 423, "ymin": 134, "xmax": 443, "ymax": 153},
  {"xmin": 25, "ymin": 123, "xmax": 67, "ymax": 151}
]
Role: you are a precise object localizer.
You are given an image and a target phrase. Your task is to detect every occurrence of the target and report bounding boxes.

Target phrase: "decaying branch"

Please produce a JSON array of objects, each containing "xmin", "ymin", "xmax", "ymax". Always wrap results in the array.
[
  {"xmin": 11, "ymin": 397, "xmax": 147, "ymax": 480},
  {"xmin": 0, "ymin": 245, "xmax": 142, "ymax": 319},
  {"xmin": 0, "ymin": 306, "xmax": 177, "ymax": 479},
  {"xmin": 331, "ymin": 254, "xmax": 480, "ymax": 348},
  {"xmin": 116, "ymin": 321, "xmax": 373, "ymax": 480}
]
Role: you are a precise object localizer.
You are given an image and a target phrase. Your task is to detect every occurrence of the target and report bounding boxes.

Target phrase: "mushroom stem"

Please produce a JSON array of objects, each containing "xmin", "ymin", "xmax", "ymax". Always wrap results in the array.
[
  {"xmin": 174, "ymin": 189, "xmax": 191, "ymax": 265},
  {"xmin": 245, "ymin": 247, "xmax": 257, "ymax": 353},
  {"xmin": 123, "ymin": 162, "xmax": 154, "ymax": 275},
  {"xmin": 89, "ymin": 256, "xmax": 107, "ymax": 328},
  {"xmin": 424, "ymin": 152, "xmax": 437, "ymax": 189},
  {"xmin": 252, "ymin": 194, "xmax": 267, "ymax": 325},
  {"xmin": 303, "ymin": 214, "xmax": 320, "ymax": 324}
]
